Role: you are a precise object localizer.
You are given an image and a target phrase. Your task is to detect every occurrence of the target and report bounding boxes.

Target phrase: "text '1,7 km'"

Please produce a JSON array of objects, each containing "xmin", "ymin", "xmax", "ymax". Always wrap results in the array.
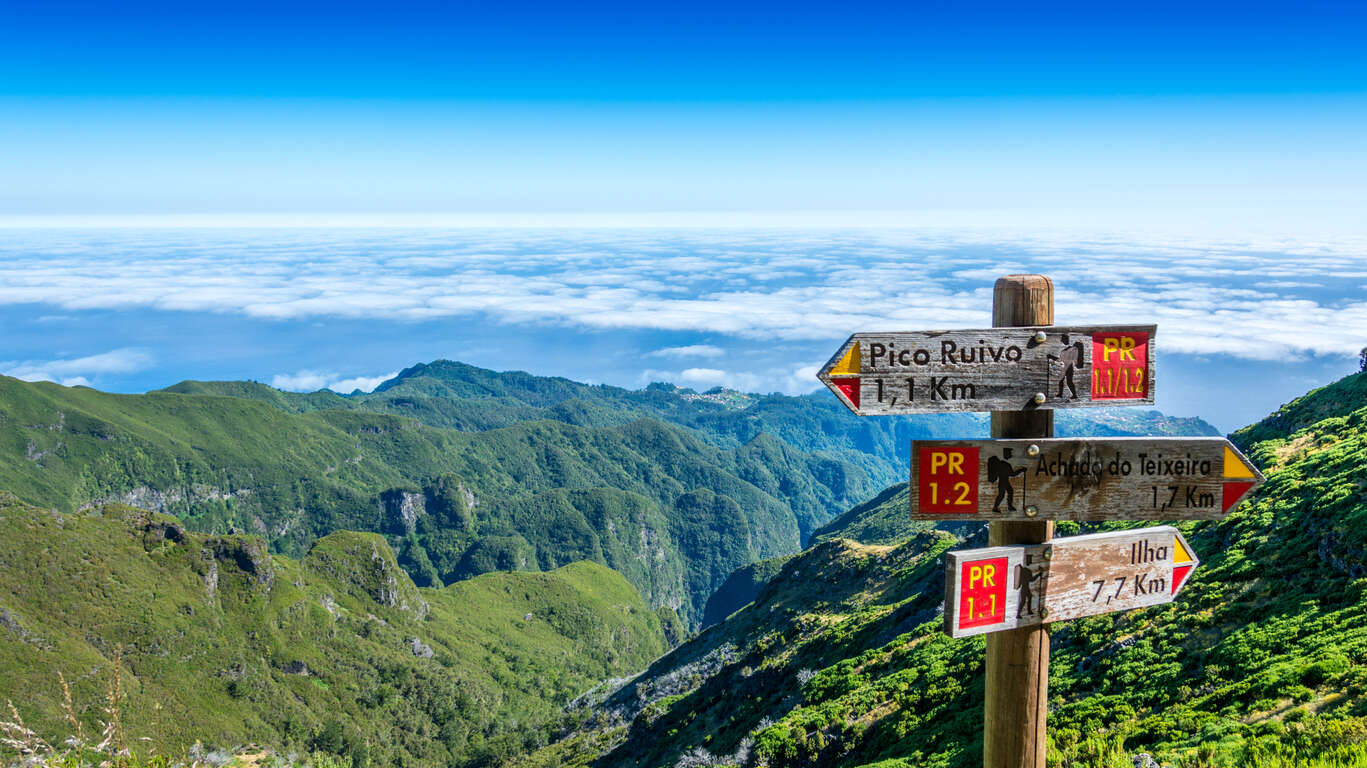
[
  {"xmin": 817, "ymin": 325, "xmax": 1155, "ymax": 415},
  {"xmin": 944, "ymin": 526, "xmax": 1200, "ymax": 638},
  {"xmin": 911, "ymin": 436, "xmax": 1263, "ymax": 521}
]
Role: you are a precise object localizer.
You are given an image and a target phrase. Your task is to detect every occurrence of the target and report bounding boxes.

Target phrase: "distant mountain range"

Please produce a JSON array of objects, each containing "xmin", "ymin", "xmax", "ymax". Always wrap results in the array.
[{"xmin": 1, "ymin": 360, "xmax": 1216, "ymax": 628}]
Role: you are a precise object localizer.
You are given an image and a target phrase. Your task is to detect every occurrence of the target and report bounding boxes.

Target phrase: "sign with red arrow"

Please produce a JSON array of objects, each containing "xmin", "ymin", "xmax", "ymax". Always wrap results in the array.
[
  {"xmin": 912, "ymin": 436, "xmax": 1262, "ymax": 520},
  {"xmin": 817, "ymin": 325, "xmax": 1156, "ymax": 415},
  {"xmin": 944, "ymin": 526, "xmax": 1200, "ymax": 638}
]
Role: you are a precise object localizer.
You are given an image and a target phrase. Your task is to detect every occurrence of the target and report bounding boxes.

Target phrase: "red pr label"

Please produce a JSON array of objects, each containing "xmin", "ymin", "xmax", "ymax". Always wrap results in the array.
[
  {"xmin": 1091, "ymin": 331, "xmax": 1149, "ymax": 400},
  {"xmin": 958, "ymin": 557, "xmax": 1008, "ymax": 629},
  {"xmin": 917, "ymin": 446, "xmax": 980, "ymax": 514}
]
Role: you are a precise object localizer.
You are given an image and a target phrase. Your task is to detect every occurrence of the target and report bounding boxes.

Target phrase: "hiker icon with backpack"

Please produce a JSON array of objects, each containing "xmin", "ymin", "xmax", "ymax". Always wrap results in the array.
[
  {"xmin": 1016, "ymin": 558, "xmax": 1046, "ymax": 617},
  {"xmin": 1047, "ymin": 334, "xmax": 1086, "ymax": 401},
  {"xmin": 987, "ymin": 448, "xmax": 1027, "ymax": 512}
]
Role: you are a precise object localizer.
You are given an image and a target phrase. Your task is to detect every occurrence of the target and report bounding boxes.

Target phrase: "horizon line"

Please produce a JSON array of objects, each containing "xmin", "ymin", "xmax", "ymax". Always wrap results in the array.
[{"xmin": 2, "ymin": 210, "xmax": 1365, "ymax": 237}]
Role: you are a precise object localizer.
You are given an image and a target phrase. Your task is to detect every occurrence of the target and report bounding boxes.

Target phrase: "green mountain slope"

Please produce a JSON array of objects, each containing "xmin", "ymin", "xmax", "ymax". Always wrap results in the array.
[
  {"xmin": 0, "ymin": 375, "xmax": 872, "ymax": 625},
  {"xmin": 0, "ymin": 494, "xmax": 666, "ymax": 767},
  {"xmin": 525, "ymin": 370, "xmax": 1367, "ymax": 768}
]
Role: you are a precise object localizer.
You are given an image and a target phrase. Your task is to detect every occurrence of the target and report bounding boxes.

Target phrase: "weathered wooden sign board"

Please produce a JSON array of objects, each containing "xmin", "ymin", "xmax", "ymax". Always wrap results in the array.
[
  {"xmin": 944, "ymin": 526, "xmax": 1200, "ymax": 638},
  {"xmin": 817, "ymin": 325, "xmax": 1156, "ymax": 414},
  {"xmin": 911, "ymin": 436, "xmax": 1263, "ymax": 521}
]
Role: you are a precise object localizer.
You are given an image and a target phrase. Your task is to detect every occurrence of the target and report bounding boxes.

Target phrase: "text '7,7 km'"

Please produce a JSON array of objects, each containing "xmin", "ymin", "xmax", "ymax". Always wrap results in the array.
[{"xmin": 944, "ymin": 526, "xmax": 1200, "ymax": 638}]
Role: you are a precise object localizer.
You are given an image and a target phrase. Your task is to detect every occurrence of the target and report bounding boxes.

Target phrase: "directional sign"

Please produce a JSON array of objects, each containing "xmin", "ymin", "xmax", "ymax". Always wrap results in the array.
[
  {"xmin": 912, "ymin": 436, "xmax": 1262, "ymax": 521},
  {"xmin": 944, "ymin": 526, "xmax": 1200, "ymax": 638},
  {"xmin": 817, "ymin": 325, "xmax": 1156, "ymax": 414}
]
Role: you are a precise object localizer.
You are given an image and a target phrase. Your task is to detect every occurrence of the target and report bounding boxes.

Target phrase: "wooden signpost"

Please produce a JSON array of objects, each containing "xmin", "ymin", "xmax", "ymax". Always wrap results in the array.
[
  {"xmin": 817, "ymin": 325, "xmax": 1156, "ymax": 414},
  {"xmin": 944, "ymin": 526, "xmax": 1200, "ymax": 638},
  {"xmin": 818, "ymin": 274, "xmax": 1264, "ymax": 768},
  {"xmin": 911, "ymin": 437, "xmax": 1263, "ymax": 521}
]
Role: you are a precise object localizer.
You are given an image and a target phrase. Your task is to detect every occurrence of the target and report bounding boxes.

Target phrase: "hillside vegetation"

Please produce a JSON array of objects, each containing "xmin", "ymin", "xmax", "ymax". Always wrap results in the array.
[
  {"xmin": 0, "ymin": 362, "xmax": 1213, "ymax": 626},
  {"xmin": 0, "ymin": 493, "xmax": 666, "ymax": 767},
  {"xmin": 0, "ymin": 375, "xmax": 854, "ymax": 626},
  {"xmin": 522, "ymin": 370, "xmax": 1367, "ymax": 768},
  {"xmin": 164, "ymin": 359, "xmax": 1218, "ymax": 494}
]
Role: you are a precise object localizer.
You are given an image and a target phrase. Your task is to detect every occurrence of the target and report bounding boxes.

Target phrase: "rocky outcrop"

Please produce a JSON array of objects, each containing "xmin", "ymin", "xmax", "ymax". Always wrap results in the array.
[
  {"xmin": 409, "ymin": 637, "xmax": 434, "ymax": 658},
  {"xmin": 0, "ymin": 606, "xmax": 51, "ymax": 650},
  {"xmin": 303, "ymin": 531, "xmax": 428, "ymax": 621},
  {"xmin": 202, "ymin": 536, "xmax": 275, "ymax": 591},
  {"xmin": 79, "ymin": 485, "xmax": 254, "ymax": 516},
  {"xmin": 382, "ymin": 489, "xmax": 426, "ymax": 534}
]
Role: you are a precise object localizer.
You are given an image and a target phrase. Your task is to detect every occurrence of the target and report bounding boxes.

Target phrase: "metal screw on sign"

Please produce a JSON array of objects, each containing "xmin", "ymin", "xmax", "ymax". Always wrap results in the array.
[
  {"xmin": 1027, "ymin": 444, "xmax": 1040, "ymax": 457},
  {"xmin": 1025, "ymin": 505, "xmax": 1039, "ymax": 517},
  {"xmin": 1033, "ymin": 392, "xmax": 1047, "ymax": 405},
  {"xmin": 1033, "ymin": 330, "xmax": 1047, "ymax": 343}
]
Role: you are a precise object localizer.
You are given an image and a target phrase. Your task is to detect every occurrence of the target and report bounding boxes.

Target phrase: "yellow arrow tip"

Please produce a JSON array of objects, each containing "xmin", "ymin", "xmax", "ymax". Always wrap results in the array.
[
  {"xmin": 829, "ymin": 341, "xmax": 861, "ymax": 376},
  {"xmin": 1224, "ymin": 445, "xmax": 1255, "ymax": 479},
  {"xmin": 1173, "ymin": 536, "xmax": 1194, "ymax": 565}
]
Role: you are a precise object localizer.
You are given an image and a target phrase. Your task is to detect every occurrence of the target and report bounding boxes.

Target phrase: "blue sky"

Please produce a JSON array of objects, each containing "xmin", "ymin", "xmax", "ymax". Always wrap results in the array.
[
  {"xmin": 0, "ymin": 1, "xmax": 1364, "ymax": 431},
  {"xmin": 6, "ymin": 1, "xmax": 1366, "ymax": 100},
  {"xmin": 2, "ymin": 0, "xmax": 1365, "ymax": 223}
]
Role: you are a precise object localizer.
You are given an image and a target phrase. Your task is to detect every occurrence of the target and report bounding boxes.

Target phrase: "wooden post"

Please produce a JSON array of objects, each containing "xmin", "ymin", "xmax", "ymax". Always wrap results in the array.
[{"xmin": 984, "ymin": 275, "xmax": 1054, "ymax": 768}]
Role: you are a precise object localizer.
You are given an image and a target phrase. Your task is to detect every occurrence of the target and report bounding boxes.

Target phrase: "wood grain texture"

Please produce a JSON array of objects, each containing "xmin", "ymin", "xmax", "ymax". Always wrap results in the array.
[
  {"xmin": 910, "ymin": 437, "xmax": 1265, "ymax": 521},
  {"xmin": 944, "ymin": 527, "xmax": 1200, "ymax": 639},
  {"xmin": 984, "ymin": 274, "xmax": 1052, "ymax": 768},
  {"xmin": 816, "ymin": 324, "xmax": 1156, "ymax": 414},
  {"xmin": 993, "ymin": 274, "xmax": 1054, "ymax": 327}
]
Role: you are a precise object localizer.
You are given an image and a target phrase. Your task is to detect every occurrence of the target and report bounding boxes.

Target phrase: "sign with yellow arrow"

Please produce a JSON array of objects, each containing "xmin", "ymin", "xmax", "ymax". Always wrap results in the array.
[{"xmin": 912, "ymin": 436, "xmax": 1262, "ymax": 521}]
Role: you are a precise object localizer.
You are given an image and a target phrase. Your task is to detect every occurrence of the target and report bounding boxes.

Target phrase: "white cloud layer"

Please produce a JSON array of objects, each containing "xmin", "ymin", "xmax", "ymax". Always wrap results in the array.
[
  {"xmin": 271, "ymin": 370, "xmax": 398, "ymax": 394},
  {"xmin": 643, "ymin": 364, "xmax": 822, "ymax": 396},
  {"xmin": 329, "ymin": 372, "xmax": 400, "ymax": 394},
  {"xmin": 1, "ymin": 228, "xmax": 1365, "ymax": 365},
  {"xmin": 645, "ymin": 344, "xmax": 725, "ymax": 359},
  {"xmin": 3, "ymin": 348, "xmax": 154, "ymax": 386}
]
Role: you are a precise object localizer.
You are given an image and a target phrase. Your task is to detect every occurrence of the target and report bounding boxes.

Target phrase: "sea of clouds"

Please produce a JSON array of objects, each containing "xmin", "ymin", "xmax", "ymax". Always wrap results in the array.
[{"xmin": 1, "ymin": 227, "xmax": 1363, "ymax": 404}]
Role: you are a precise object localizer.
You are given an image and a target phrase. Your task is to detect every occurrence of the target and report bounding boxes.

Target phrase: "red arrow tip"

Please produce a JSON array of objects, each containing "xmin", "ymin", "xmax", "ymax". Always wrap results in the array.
[
  {"xmin": 833, "ymin": 378, "xmax": 860, "ymax": 409},
  {"xmin": 1222, "ymin": 481, "xmax": 1257, "ymax": 512},
  {"xmin": 1172, "ymin": 564, "xmax": 1194, "ymax": 594}
]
